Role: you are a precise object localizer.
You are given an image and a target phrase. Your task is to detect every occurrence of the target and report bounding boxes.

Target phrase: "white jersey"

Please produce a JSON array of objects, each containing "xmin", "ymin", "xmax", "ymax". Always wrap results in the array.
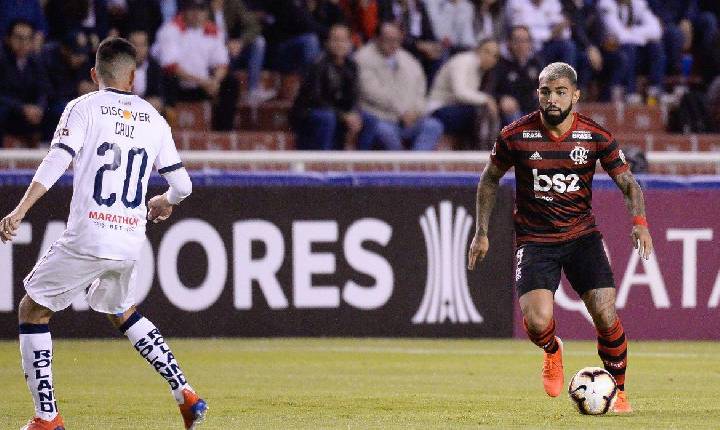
[{"xmin": 50, "ymin": 88, "xmax": 184, "ymax": 260}]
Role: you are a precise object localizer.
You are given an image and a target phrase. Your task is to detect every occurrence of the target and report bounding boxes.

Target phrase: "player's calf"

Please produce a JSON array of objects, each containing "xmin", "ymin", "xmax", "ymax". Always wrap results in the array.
[{"xmin": 117, "ymin": 311, "xmax": 205, "ymax": 423}]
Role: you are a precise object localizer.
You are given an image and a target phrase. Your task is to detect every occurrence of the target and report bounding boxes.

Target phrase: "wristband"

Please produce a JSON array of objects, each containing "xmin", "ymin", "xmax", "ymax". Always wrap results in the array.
[{"xmin": 632, "ymin": 216, "xmax": 648, "ymax": 227}]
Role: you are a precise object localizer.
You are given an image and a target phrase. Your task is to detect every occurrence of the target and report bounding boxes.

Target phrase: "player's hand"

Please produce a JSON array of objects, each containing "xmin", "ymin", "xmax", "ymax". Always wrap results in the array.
[
  {"xmin": 0, "ymin": 208, "xmax": 24, "ymax": 243},
  {"xmin": 147, "ymin": 195, "xmax": 173, "ymax": 224},
  {"xmin": 467, "ymin": 234, "xmax": 489, "ymax": 270},
  {"xmin": 631, "ymin": 225, "xmax": 653, "ymax": 260}
]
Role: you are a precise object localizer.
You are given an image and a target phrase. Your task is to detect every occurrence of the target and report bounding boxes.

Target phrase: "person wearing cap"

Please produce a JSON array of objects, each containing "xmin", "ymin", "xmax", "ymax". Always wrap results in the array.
[{"xmin": 152, "ymin": 0, "xmax": 240, "ymax": 130}]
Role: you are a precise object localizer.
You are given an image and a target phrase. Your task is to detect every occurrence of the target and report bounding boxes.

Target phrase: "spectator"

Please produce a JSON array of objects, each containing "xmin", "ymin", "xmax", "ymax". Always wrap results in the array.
[
  {"xmin": 309, "ymin": 0, "xmax": 346, "ymax": 38},
  {"xmin": 560, "ymin": 0, "xmax": 604, "ymax": 90},
  {"xmin": 340, "ymin": 0, "xmax": 381, "ymax": 43},
  {"xmin": 428, "ymin": 37, "xmax": 500, "ymax": 149},
  {"xmin": 471, "ymin": 0, "xmax": 505, "ymax": 40},
  {"xmin": 0, "ymin": 20, "xmax": 49, "ymax": 146},
  {"xmin": 0, "ymin": 0, "xmax": 47, "ymax": 53},
  {"xmin": 108, "ymin": 0, "xmax": 163, "ymax": 44},
  {"xmin": 647, "ymin": 0, "xmax": 719, "ymax": 80},
  {"xmin": 597, "ymin": 0, "xmax": 664, "ymax": 104},
  {"xmin": 379, "ymin": 0, "xmax": 446, "ymax": 82},
  {"xmin": 128, "ymin": 30, "xmax": 165, "ymax": 112},
  {"xmin": 152, "ymin": 0, "xmax": 240, "ymax": 130},
  {"xmin": 699, "ymin": 0, "xmax": 720, "ymax": 17},
  {"xmin": 424, "ymin": 0, "xmax": 477, "ymax": 52},
  {"xmin": 159, "ymin": 0, "xmax": 180, "ymax": 22},
  {"xmin": 355, "ymin": 22, "xmax": 443, "ymax": 150},
  {"xmin": 45, "ymin": 0, "xmax": 110, "ymax": 48},
  {"xmin": 290, "ymin": 24, "xmax": 378, "ymax": 150},
  {"xmin": 43, "ymin": 31, "xmax": 96, "ymax": 138},
  {"xmin": 706, "ymin": 74, "xmax": 720, "ymax": 132},
  {"xmin": 506, "ymin": 0, "xmax": 577, "ymax": 66},
  {"xmin": 211, "ymin": 0, "xmax": 275, "ymax": 103},
  {"xmin": 260, "ymin": 0, "xmax": 323, "ymax": 73},
  {"xmin": 494, "ymin": 26, "xmax": 543, "ymax": 124}
]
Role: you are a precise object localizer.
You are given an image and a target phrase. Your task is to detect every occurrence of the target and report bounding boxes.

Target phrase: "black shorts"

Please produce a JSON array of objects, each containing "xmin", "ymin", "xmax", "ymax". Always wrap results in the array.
[{"xmin": 514, "ymin": 232, "xmax": 615, "ymax": 297}]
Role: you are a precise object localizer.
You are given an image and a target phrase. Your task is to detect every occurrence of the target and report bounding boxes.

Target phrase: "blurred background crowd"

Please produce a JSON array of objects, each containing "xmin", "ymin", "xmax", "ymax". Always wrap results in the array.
[{"xmin": 2, "ymin": 0, "xmax": 720, "ymax": 152}]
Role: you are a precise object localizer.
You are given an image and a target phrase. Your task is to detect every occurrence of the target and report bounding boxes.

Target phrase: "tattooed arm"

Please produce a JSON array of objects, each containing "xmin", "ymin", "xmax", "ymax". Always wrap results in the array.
[
  {"xmin": 467, "ymin": 162, "xmax": 507, "ymax": 270},
  {"xmin": 612, "ymin": 170, "xmax": 653, "ymax": 259}
]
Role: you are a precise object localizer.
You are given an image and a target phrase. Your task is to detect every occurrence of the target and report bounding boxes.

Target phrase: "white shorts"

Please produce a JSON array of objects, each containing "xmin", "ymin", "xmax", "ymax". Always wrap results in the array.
[{"xmin": 24, "ymin": 243, "xmax": 137, "ymax": 314}]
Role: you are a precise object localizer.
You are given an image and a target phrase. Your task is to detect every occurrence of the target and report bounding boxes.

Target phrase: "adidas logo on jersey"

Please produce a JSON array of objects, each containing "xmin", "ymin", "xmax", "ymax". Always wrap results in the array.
[{"xmin": 529, "ymin": 151, "xmax": 542, "ymax": 160}]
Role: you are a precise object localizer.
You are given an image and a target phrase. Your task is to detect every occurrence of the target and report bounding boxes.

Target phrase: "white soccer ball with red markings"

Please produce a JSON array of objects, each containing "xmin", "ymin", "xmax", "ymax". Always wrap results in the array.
[{"xmin": 568, "ymin": 367, "xmax": 618, "ymax": 415}]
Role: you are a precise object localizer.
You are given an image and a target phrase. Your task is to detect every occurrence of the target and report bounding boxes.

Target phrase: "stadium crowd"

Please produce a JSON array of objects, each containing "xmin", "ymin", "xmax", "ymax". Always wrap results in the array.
[{"xmin": 1, "ymin": 0, "xmax": 720, "ymax": 150}]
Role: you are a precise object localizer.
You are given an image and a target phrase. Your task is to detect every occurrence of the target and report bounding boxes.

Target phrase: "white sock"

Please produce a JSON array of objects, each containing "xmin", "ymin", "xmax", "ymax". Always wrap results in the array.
[
  {"xmin": 19, "ymin": 324, "xmax": 58, "ymax": 421},
  {"xmin": 120, "ymin": 312, "xmax": 192, "ymax": 403}
]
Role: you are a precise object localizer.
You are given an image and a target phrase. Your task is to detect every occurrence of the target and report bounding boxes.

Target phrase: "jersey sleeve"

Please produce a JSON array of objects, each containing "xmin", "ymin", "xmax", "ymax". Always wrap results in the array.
[
  {"xmin": 598, "ymin": 137, "xmax": 630, "ymax": 178},
  {"xmin": 490, "ymin": 134, "xmax": 513, "ymax": 171},
  {"xmin": 155, "ymin": 121, "xmax": 184, "ymax": 175},
  {"xmin": 50, "ymin": 99, "xmax": 88, "ymax": 157}
]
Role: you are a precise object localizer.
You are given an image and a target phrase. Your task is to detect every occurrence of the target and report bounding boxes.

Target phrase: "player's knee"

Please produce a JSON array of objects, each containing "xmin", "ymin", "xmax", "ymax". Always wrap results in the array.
[
  {"xmin": 593, "ymin": 308, "xmax": 617, "ymax": 331},
  {"xmin": 18, "ymin": 294, "xmax": 53, "ymax": 324},
  {"xmin": 107, "ymin": 305, "xmax": 137, "ymax": 328},
  {"xmin": 523, "ymin": 309, "xmax": 553, "ymax": 334}
]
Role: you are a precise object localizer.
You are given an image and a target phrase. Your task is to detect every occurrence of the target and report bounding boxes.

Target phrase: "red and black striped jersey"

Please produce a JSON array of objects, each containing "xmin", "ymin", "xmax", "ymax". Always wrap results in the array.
[{"xmin": 490, "ymin": 111, "xmax": 629, "ymax": 245}]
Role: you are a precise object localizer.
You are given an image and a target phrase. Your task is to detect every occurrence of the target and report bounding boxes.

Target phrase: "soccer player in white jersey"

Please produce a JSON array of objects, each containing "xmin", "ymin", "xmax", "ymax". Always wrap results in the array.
[{"xmin": 0, "ymin": 37, "xmax": 207, "ymax": 430}]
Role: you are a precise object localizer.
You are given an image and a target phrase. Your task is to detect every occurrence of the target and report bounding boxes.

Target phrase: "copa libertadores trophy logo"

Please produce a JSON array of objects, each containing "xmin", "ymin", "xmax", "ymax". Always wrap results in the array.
[{"xmin": 412, "ymin": 201, "xmax": 484, "ymax": 324}]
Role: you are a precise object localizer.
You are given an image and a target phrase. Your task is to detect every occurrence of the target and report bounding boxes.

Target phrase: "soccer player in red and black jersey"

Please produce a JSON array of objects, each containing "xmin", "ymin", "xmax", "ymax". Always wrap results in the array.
[{"xmin": 467, "ymin": 62, "xmax": 653, "ymax": 413}]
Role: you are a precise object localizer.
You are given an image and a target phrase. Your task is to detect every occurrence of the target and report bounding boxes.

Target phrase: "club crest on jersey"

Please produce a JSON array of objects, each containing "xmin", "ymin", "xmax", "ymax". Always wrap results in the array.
[
  {"xmin": 570, "ymin": 146, "xmax": 589, "ymax": 165},
  {"xmin": 522, "ymin": 130, "xmax": 542, "ymax": 139},
  {"xmin": 571, "ymin": 130, "xmax": 592, "ymax": 140}
]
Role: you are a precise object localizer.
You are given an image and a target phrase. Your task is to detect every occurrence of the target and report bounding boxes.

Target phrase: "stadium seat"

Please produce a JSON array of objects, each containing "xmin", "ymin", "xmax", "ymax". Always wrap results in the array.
[
  {"xmin": 580, "ymin": 103, "xmax": 665, "ymax": 133},
  {"xmin": 236, "ymin": 100, "xmax": 292, "ymax": 131},
  {"xmin": 170, "ymin": 102, "xmax": 212, "ymax": 131},
  {"xmin": 173, "ymin": 130, "xmax": 294, "ymax": 151}
]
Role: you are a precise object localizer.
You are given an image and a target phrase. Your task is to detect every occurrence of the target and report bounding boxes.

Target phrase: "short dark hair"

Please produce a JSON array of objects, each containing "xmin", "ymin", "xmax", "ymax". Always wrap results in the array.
[
  {"xmin": 510, "ymin": 25, "xmax": 531, "ymax": 40},
  {"xmin": 95, "ymin": 37, "xmax": 137, "ymax": 83},
  {"xmin": 7, "ymin": 19, "xmax": 35, "ymax": 36}
]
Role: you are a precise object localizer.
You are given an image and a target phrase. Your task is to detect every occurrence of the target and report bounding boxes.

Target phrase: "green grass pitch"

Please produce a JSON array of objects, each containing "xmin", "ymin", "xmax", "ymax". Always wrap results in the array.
[{"xmin": 2, "ymin": 338, "xmax": 719, "ymax": 429}]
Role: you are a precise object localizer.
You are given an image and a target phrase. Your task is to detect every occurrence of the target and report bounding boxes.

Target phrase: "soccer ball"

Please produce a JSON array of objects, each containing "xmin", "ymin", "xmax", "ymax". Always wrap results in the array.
[{"xmin": 567, "ymin": 367, "xmax": 618, "ymax": 415}]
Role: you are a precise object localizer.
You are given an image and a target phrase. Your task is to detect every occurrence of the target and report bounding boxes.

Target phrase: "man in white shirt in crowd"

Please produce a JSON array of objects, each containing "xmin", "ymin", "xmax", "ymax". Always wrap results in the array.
[
  {"xmin": 424, "ymin": 0, "xmax": 477, "ymax": 53},
  {"xmin": 597, "ymin": 0, "xmax": 664, "ymax": 104},
  {"xmin": 152, "ymin": 0, "xmax": 239, "ymax": 130},
  {"xmin": 506, "ymin": 0, "xmax": 577, "ymax": 66},
  {"xmin": 0, "ymin": 37, "xmax": 205, "ymax": 430}
]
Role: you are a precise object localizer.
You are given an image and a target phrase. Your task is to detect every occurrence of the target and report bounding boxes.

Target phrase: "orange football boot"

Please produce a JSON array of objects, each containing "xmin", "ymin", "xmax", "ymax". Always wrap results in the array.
[
  {"xmin": 178, "ymin": 388, "xmax": 208, "ymax": 429},
  {"xmin": 541, "ymin": 337, "xmax": 564, "ymax": 397},
  {"xmin": 612, "ymin": 390, "xmax": 633, "ymax": 413},
  {"xmin": 20, "ymin": 415, "xmax": 65, "ymax": 430}
]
